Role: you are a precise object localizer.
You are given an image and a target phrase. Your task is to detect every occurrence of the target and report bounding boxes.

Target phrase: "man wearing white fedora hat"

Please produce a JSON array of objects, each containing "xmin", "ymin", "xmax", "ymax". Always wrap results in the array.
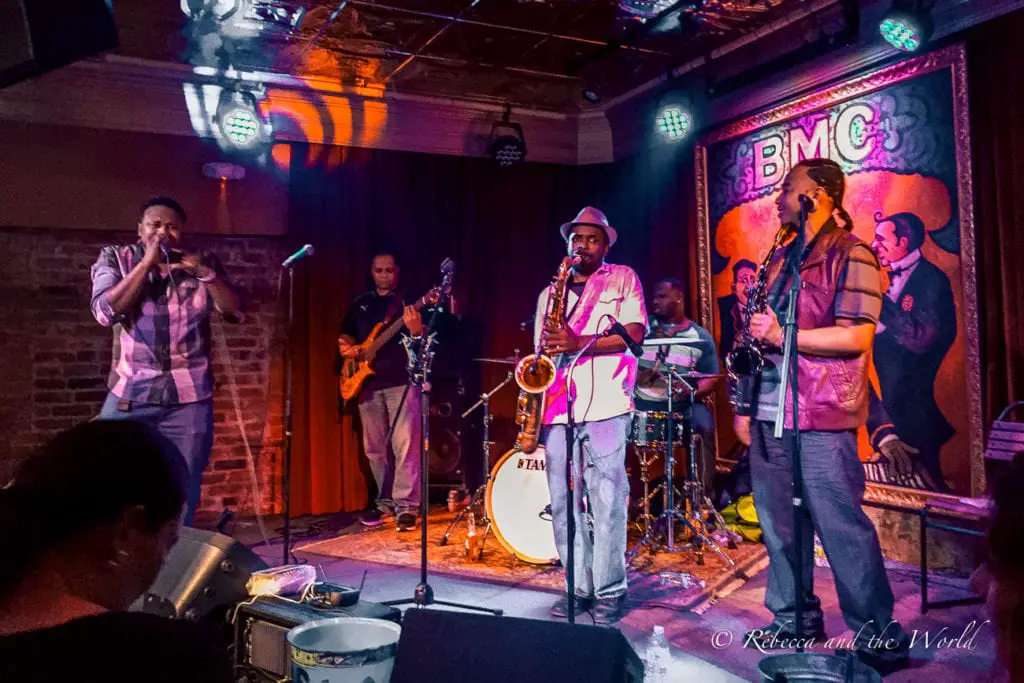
[{"xmin": 534, "ymin": 206, "xmax": 647, "ymax": 624}]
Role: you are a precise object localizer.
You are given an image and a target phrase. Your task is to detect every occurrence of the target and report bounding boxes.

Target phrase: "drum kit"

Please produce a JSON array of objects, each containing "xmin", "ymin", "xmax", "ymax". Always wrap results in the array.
[{"xmin": 440, "ymin": 341, "xmax": 736, "ymax": 569}]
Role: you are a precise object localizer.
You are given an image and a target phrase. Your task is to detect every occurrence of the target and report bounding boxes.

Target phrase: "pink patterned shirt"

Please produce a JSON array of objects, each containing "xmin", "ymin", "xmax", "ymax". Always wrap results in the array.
[{"xmin": 533, "ymin": 262, "xmax": 648, "ymax": 425}]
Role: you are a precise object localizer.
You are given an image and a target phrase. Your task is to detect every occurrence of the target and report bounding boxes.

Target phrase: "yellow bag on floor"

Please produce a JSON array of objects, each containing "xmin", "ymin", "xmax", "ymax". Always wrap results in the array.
[{"xmin": 720, "ymin": 494, "xmax": 761, "ymax": 543}]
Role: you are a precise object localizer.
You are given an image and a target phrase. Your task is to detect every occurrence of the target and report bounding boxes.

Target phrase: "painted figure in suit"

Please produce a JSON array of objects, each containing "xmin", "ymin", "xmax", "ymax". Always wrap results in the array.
[
  {"xmin": 717, "ymin": 259, "xmax": 756, "ymax": 364},
  {"xmin": 865, "ymin": 211, "xmax": 956, "ymax": 492}
]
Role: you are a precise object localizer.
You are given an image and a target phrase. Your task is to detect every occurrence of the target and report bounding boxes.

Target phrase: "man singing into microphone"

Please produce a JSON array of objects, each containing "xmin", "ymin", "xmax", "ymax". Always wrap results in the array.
[
  {"xmin": 535, "ymin": 207, "xmax": 647, "ymax": 624},
  {"xmin": 90, "ymin": 197, "xmax": 243, "ymax": 524},
  {"xmin": 735, "ymin": 160, "xmax": 911, "ymax": 674}
]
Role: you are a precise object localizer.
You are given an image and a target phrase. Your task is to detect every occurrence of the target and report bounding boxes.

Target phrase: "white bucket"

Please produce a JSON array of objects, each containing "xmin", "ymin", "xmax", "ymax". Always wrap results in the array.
[{"xmin": 287, "ymin": 617, "xmax": 401, "ymax": 683}]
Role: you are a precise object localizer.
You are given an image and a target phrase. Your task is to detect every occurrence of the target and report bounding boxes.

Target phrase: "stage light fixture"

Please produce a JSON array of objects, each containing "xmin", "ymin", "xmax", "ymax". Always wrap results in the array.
[
  {"xmin": 655, "ymin": 106, "xmax": 692, "ymax": 142},
  {"xmin": 214, "ymin": 87, "xmax": 272, "ymax": 151},
  {"xmin": 488, "ymin": 105, "xmax": 527, "ymax": 168},
  {"xmin": 879, "ymin": 0, "xmax": 934, "ymax": 52},
  {"xmin": 619, "ymin": 0, "xmax": 682, "ymax": 20},
  {"xmin": 181, "ymin": 0, "xmax": 305, "ymax": 34}
]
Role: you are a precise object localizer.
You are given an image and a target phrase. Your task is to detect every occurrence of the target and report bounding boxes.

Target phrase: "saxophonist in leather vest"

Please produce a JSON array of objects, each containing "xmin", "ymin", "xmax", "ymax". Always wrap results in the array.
[
  {"xmin": 528, "ymin": 207, "xmax": 647, "ymax": 626},
  {"xmin": 733, "ymin": 160, "xmax": 912, "ymax": 672}
]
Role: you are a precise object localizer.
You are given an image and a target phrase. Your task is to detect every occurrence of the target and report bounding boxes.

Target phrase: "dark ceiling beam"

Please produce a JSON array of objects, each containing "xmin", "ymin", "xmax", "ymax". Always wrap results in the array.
[
  {"xmin": 566, "ymin": 0, "xmax": 696, "ymax": 76},
  {"xmin": 383, "ymin": 0, "xmax": 486, "ymax": 83},
  {"xmin": 349, "ymin": 0, "xmax": 671, "ymax": 55},
  {"xmin": 319, "ymin": 38, "xmax": 578, "ymax": 81},
  {"xmin": 286, "ymin": 0, "xmax": 351, "ymax": 73}
]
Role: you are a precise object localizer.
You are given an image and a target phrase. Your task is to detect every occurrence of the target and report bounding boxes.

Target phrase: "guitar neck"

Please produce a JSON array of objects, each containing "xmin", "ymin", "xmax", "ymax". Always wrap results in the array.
[{"xmin": 367, "ymin": 295, "xmax": 429, "ymax": 354}]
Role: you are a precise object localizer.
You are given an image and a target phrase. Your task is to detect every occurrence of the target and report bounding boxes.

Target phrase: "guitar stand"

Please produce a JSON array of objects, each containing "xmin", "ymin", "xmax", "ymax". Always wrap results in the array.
[{"xmin": 439, "ymin": 370, "xmax": 515, "ymax": 552}]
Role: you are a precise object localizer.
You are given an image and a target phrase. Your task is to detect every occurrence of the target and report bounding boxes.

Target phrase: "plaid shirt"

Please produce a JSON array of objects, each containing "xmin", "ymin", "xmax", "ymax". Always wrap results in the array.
[{"xmin": 90, "ymin": 243, "xmax": 237, "ymax": 405}]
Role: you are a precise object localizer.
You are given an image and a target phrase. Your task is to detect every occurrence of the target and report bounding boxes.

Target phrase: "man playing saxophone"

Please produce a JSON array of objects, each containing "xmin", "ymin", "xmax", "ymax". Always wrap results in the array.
[
  {"xmin": 735, "ymin": 159, "xmax": 911, "ymax": 675},
  {"xmin": 531, "ymin": 207, "xmax": 647, "ymax": 625}
]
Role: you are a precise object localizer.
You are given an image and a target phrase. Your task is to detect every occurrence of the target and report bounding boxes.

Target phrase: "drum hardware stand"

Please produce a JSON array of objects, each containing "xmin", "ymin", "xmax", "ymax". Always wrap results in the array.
[
  {"xmin": 626, "ymin": 357, "xmax": 735, "ymax": 569},
  {"xmin": 631, "ymin": 447, "xmax": 658, "ymax": 536},
  {"xmin": 381, "ymin": 261, "xmax": 501, "ymax": 617},
  {"xmin": 438, "ymin": 368, "xmax": 516, "ymax": 550}
]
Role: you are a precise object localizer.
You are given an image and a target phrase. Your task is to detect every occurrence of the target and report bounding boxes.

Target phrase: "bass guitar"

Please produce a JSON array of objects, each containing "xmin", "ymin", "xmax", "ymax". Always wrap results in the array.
[{"xmin": 338, "ymin": 258, "xmax": 454, "ymax": 400}]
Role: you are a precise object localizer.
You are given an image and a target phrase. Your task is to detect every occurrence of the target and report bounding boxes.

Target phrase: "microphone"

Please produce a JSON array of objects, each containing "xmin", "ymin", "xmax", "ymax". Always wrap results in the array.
[
  {"xmin": 798, "ymin": 194, "xmax": 816, "ymax": 214},
  {"xmin": 602, "ymin": 317, "xmax": 644, "ymax": 357},
  {"xmin": 519, "ymin": 315, "xmax": 535, "ymax": 331},
  {"xmin": 282, "ymin": 244, "xmax": 315, "ymax": 268}
]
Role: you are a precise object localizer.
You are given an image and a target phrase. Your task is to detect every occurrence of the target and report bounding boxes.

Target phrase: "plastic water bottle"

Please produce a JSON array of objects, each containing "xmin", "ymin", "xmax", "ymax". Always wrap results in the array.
[
  {"xmin": 813, "ymin": 533, "xmax": 830, "ymax": 568},
  {"xmin": 645, "ymin": 625, "xmax": 670, "ymax": 683}
]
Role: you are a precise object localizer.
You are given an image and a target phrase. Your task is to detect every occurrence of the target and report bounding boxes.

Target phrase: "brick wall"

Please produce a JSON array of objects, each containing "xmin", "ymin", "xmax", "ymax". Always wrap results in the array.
[{"xmin": 0, "ymin": 228, "xmax": 290, "ymax": 517}]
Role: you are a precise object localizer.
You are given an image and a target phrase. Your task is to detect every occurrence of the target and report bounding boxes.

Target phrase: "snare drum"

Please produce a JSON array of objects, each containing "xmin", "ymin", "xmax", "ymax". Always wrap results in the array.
[
  {"xmin": 485, "ymin": 447, "xmax": 559, "ymax": 565},
  {"xmin": 628, "ymin": 411, "xmax": 687, "ymax": 447}
]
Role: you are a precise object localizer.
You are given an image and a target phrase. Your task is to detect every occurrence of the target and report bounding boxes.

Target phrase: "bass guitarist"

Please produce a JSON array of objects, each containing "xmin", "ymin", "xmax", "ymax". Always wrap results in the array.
[{"xmin": 337, "ymin": 250, "xmax": 424, "ymax": 531}]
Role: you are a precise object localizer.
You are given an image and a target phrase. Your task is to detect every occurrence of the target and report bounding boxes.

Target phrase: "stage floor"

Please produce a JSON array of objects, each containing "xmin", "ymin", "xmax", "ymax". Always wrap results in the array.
[{"xmin": 231, "ymin": 513, "xmax": 997, "ymax": 682}]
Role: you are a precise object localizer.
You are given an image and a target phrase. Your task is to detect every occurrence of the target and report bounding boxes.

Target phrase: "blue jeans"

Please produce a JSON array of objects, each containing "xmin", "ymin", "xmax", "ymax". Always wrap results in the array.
[
  {"xmin": 357, "ymin": 385, "xmax": 421, "ymax": 514},
  {"xmin": 98, "ymin": 393, "xmax": 213, "ymax": 526},
  {"xmin": 543, "ymin": 414, "xmax": 631, "ymax": 600},
  {"xmin": 749, "ymin": 422, "xmax": 910, "ymax": 658}
]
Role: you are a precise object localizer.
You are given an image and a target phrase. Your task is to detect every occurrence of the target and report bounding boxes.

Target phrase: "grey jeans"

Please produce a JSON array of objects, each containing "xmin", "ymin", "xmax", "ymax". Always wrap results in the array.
[
  {"xmin": 357, "ymin": 385, "xmax": 422, "ymax": 513},
  {"xmin": 543, "ymin": 414, "xmax": 631, "ymax": 600},
  {"xmin": 98, "ymin": 393, "xmax": 213, "ymax": 526},
  {"xmin": 750, "ymin": 422, "xmax": 910, "ymax": 658}
]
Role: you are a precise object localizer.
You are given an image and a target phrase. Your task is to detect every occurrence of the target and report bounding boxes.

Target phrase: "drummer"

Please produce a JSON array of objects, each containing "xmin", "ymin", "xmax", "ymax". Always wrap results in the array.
[{"xmin": 635, "ymin": 278, "xmax": 720, "ymax": 490}]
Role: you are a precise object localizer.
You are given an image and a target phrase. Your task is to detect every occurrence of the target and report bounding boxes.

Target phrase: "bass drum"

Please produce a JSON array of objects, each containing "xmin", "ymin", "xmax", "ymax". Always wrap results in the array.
[{"xmin": 485, "ymin": 447, "xmax": 559, "ymax": 565}]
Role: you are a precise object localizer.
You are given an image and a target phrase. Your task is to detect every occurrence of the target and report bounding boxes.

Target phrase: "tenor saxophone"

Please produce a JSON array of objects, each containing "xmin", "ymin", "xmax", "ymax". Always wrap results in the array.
[
  {"xmin": 726, "ymin": 225, "xmax": 791, "ymax": 416},
  {"xmin": 513, "ymin": 254, "xmax": 579, "ymax": 453}
]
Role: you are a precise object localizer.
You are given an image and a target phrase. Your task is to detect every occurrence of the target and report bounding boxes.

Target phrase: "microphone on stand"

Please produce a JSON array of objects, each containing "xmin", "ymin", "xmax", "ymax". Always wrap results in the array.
[
  {"xmin": 282, "ymin": 244, "xmax": 315, "ymax": 268},
  {"xmin": 602, "ymin": 317, "xmax": 644, "ymax": 357}
]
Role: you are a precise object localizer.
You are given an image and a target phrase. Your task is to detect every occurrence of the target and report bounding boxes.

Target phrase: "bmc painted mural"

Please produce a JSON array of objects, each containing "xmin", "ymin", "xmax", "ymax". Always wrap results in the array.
[{"xmin": 696, "ymin": 46, "xmax": 981, "ymax": 496}]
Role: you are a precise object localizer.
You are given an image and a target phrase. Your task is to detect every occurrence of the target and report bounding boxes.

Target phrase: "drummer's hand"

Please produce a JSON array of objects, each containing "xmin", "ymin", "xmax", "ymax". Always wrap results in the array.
[
  {"xmin": 733, "ymin": 415, "xmax": 752, "ymax": 446},
  {"xmin": 543, "ymin": 325, "xmax": 580, "ymax": 355}
]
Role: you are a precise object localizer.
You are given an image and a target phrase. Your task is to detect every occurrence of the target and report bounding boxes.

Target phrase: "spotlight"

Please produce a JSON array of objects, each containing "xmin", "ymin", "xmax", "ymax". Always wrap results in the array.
[
  {"xmin": 214, "ymin": 87, "xmax": 271, "ymax": 151},
  {"xmin": 488, "ymin": 105, "xmax": 527, "ymax": 168},
  {"xmin": 582, "ymin": 88, "xmax": 602, "ymax": 104},
  {"xmin": 619, "ymin": 0, "xmax": 680, "ymax": 20},
  {"xmin": 181, "ymin": 0, "xmax": 305, "ymax": 34},
  {"xmin": 655, "ymin": 106, "xmax": 692, "ymax": 142},
  {"xmin": 878, "ymin": 0, "xmax": 934, "ymax": 52}
]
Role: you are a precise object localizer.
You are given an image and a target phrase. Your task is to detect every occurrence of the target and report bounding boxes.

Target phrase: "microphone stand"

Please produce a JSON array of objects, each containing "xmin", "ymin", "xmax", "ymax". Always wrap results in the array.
[
  {"xmin": 563, "ymin": 336, "xmax": 600, "ymax": 625},
  {"xmin": 771, "ymin": 205, "xmax": 808, "ymax": 651},
  {"xmin": 281, "ymin": 265, "xmax": 296, "ymax": 565},
  {"xmin": 382, "ymin": 299, "xmax": 501, "ymax": 616}
]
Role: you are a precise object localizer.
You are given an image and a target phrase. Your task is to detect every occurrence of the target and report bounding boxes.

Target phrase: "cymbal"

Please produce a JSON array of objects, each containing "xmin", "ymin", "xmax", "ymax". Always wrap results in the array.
[
  {"xmin": 676, "ymin": 371, "xmax": 726, "ymax": 380},
  {"xmin": 474, "ymin": 356, "xmax": 518, "ymax": 365}
]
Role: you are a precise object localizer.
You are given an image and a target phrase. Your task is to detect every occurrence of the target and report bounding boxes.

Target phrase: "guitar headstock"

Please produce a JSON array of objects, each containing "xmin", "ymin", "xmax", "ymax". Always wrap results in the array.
[{"xmin": 426, "ymin": 258, "xmax": 455, "ymax": 306}]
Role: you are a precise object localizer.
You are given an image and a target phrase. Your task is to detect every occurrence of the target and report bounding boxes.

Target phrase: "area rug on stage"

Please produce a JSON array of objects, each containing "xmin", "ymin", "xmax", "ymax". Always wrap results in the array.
[{"xmin": 296, "ymin": 508, "xmax": 768, "ymax": 611}]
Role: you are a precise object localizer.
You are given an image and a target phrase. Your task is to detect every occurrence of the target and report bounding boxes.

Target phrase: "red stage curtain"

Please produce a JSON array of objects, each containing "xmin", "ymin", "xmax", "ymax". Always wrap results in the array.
[
  {"xmin": 968, "ymin": 12, "xmax": 1024, "ymax": 424},
  {"xmin": 285, "ymin": 144, "xmax": 693, "ymax": 515}
]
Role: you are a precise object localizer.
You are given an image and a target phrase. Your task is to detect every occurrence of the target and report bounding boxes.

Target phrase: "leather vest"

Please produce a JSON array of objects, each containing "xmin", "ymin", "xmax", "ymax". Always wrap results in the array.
[{"xmin": 766, "ymin": 221, "xmax": 877, "ymax": 431}]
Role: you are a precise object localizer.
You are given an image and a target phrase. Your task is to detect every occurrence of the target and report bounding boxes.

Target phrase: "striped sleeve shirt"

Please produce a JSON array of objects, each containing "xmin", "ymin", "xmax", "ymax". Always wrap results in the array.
[
  {"xmin": 834, "ymin": 244, "xmax": 883, "ymax": 323},
  {"xmin": 754, "ymin": 236, "xmax": 882, "ymax": 423}
]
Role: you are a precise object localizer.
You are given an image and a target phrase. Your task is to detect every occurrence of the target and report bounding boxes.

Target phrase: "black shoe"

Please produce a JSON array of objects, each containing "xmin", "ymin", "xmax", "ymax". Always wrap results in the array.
[
  {"xmin": 592, "ymin": 594, "xmax": 627, "ymax": 625},
  {"xmin": 856, "ymin": 647, "xmax": 911, "ymax": 676},
  {"xmin": 743, "ymin": 622, "xmax": 826, "ymax": 650},
  {"xmin": 396, "ymin": 511, "xmax": 417, "ymax": 531},
  {"xmin": 361, "ymin": 509, "xmax": 389, "ymax": 527},
  {"xmin": 549, "ymin": 595, "xmax": 593, "ymax": 618}
]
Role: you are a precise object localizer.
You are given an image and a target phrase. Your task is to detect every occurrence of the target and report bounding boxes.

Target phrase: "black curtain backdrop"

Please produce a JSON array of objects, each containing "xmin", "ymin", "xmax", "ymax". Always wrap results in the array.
[
  {"xmin": 967, "ymin": 11, "xmax": 1024, "ymax": 429},
  {"xmin": 286, "ymin": 144, "xmax": 695, "ymax": 514}
]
